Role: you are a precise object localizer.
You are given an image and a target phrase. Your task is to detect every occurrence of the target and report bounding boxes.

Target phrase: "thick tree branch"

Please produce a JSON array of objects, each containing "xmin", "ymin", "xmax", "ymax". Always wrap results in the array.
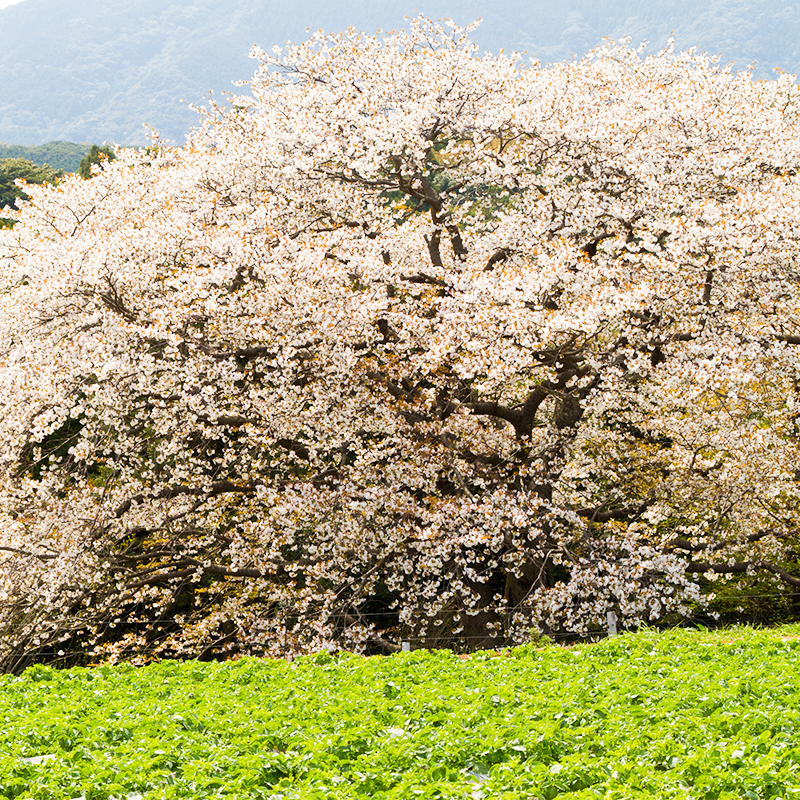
[
  {"xmin": 0, "ymin": 545, "xmax": 57, "ymax": 561},
  {"xmin": 425, "ymin": 229, "xmax": 443, "ymax": 268},
  {"xmin": 113, "ymin": 480, "xmax": 257, "ymax": 518},
  {"xmin": 447, "ymin": 225, "xmax": 468, "ymax": 261},
  {"xmin": 210, "ymin": 345, "xmax": 275, "ymax": 362},
  {"xmin": 484, "ymin": 247, "xmax": 510, "ymax": 271},
  {"xmin": 401, "ymin": 272, "xmax": 447, "ymax": 287},
  {"xmin": 577, "ymin": 496, "xmax": 653, "ymax": 523},
  {"xmin": 757, "ymin": 561, "xmax": 800, "ymax": 587},
  {"xmin": 685, "ymin": 559, "xmax": 800, "ymax": 588},
  {"xmin": 276, "ymin": 438, "xmax": 311, "ymax": 460}
]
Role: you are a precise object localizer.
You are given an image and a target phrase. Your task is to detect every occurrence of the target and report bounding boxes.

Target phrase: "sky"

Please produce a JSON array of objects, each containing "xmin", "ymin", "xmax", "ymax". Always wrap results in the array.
[{"xmin": 0, "ymin": 0, "xmax": 25, "ymax": 7}]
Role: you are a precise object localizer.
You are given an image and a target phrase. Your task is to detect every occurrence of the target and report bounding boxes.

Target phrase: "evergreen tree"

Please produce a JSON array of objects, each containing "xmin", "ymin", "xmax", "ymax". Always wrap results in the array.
[
  {"xmin": 0, "ymin": 157, "xmax": 61, "ymax": 227},
  {"xmin": 78, "ymin": 145, "xmax": 116, "ymax": 179}
]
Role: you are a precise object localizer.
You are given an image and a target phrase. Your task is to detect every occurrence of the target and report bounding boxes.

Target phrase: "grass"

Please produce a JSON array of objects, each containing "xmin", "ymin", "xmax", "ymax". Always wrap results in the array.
[{"xmin": 1, "ymin": 625, "xmax": 800, "ymax": 799}]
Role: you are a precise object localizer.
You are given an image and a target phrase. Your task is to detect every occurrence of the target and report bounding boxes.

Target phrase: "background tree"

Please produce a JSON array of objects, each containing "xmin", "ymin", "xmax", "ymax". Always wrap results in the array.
[
  {"xmin": 0, "ymin": 142, "xmax": 100, "ymax": 174},
  {"xmin": 2, "ymin": 20, "xmax": 800, "ymax": 671},
  {"xmin": 0, "ymin": 157, "xmax": 61, "ymax": 227},
  {"xmin": 78, "ymin": 144, "xmax": 116, "ymax": 179}
]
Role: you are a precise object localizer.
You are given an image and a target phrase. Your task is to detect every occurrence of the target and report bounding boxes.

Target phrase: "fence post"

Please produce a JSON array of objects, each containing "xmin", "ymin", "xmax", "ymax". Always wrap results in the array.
[
  {"xmin": 606, "ymin": 611, "xmax": 618, "ymax": 637},
  {"xmin": 402, "ymin": 641, "xmax": 411, "ymax": 652}
]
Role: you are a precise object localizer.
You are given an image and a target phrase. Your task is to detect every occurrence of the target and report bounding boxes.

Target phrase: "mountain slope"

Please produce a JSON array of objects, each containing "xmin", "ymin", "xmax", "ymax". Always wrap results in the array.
[
  {"xmin": 0, "ymin": 0, "xmax": 798, "ymax": 145},
  {"xmin": 0, "ymin": 141, "xmax": 91, "ymax": 171}
]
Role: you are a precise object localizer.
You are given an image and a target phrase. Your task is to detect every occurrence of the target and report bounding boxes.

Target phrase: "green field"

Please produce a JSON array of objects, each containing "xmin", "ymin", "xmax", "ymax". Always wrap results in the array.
[{"xmin": 1, "ymin": 627, "xmax": 799, "ymax": 799}]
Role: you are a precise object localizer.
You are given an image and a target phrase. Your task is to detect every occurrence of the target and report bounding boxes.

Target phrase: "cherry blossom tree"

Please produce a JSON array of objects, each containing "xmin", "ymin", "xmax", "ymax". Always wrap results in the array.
[{"xmin": 2, "ymin": 18, "xmax": 800, "ymax": 670}]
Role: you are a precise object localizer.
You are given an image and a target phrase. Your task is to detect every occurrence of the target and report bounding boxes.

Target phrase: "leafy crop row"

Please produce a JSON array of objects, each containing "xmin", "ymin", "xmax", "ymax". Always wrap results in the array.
[{"xmin": 1, "ymin": 627, "xmax": 800, "ymax": 799}]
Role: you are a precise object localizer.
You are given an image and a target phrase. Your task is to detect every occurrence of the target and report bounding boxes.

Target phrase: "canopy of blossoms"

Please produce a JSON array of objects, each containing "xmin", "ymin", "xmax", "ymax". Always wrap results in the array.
[{"xmin": 2, "ymin": 18, "xmax": 800, "ymax": 670}]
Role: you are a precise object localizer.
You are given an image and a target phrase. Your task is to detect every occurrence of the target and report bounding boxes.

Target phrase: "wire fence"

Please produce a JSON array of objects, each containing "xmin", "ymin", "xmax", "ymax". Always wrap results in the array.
[
  {"xmin": 9, "ymin": 587, "xmax": 800, "ymax": 672},
  {"xmin": 62, "ymin": 589, "xmax": 800, "ymax": 624}
]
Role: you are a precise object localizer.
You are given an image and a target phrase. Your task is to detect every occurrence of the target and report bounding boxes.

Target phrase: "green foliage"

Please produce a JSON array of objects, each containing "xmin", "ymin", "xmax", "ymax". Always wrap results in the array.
[
  {"xmin": 0, "ymin": 142, "xmax": 93, "ymax": 173},
  {"xmin": 0, "ymin": 158, "xmax": 61, "ymax": 227},
  {"xmin": 703, "ymin": 572, "xmax": 800, "ymax": 628},
  {"xmin": 1, "ymin": 626, "xmax": 800, "ymax": 798},
  {"xmin": 78, "ymin": 145, "xmax": 116, "ymax": 180}
]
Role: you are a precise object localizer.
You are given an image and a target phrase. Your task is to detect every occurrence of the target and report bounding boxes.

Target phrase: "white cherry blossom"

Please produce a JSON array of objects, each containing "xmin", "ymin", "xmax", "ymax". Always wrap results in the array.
[{"xmin": 1, "ymin": 19, "xmax": 800, "ymax": 668}]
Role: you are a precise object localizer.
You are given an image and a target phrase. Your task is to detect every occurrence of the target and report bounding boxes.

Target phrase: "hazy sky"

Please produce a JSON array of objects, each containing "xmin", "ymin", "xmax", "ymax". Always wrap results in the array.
[{"xmin": 0, "ymin": 0, "xmax": 25, "ymax": 8}]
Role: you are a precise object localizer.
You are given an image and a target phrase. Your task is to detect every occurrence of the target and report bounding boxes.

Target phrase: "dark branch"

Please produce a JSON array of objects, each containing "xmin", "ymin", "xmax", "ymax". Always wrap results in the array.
[
  {"xmin": 484, "ymin": 248, "xmax": 509, "ymax": 271},
  {"xmin": 686, "ymin": 560, "xmax": 751, "ymax": 575},
  {"xmin": 425, "ymin": 230, "xmax": 443, "ymax": 268},
  {"xmin": 577, "ymin": 496, "xmax": 653, "ymax": 523},
  {"xmin": 757, "ymin": 561, "xmax": 800, "ymax": 587},
  {"xmin": 468, "ymin": 385, "xmax": 549, "ymax": 439},
  {"xmin": 685, "ymin": 559, "xmax": 800, "ymax": 587},
  {"xmin": 447, "ymin": 225, "xmax": 468, "ymax": 262},
  {"xmin": 401, "ymin": 272, "xmax": 447, "ymax": 287},
  {"xmin": 339, "ymin": 612, "xmax": 401, "ymax": 653},
  {"xmin": 0, "ymin": 545, "xmax": 57, "ymax": 561},
  {"xmin": 276, "ymin": 438, "xmax": 311, "ymax": 460},
  {"xmin": 113, "ymin": 480, "xmax": 257, "ymax": 518}
]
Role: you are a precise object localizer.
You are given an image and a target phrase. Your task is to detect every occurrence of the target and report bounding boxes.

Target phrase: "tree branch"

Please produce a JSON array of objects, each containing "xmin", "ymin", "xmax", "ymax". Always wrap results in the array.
[
  {"xmin": 113, "ymin": 480, "xmax": 257, "ymax": 518},
  {"xmin": 0, "ymin": 545, "xmax": 57, "ymax": 561},
  {"xmin": 577, "ymin": 496, "xmax": 653, "ymax": 523},
  {"xmin": 339, "ymin": 612, "xmax": 401, "ymax": 653},
  {"xmin": 484, "ymin": 247, "xmax": 510, "ymax": 271}
]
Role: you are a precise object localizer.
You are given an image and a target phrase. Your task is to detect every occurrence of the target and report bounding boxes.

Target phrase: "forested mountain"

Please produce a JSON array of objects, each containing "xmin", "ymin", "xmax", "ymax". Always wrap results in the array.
[
  {"xmin": 0, "ymin": 141, "xmax": 93, "ymax": 172},
  {"xmin": 0, "ymin": 1, "xmax": 798, "ymax": 149}
]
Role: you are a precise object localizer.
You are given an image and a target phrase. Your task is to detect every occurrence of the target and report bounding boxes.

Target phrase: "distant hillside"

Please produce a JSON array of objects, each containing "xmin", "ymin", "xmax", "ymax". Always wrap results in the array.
[
  {"xmin": 0, "ymin": 141, "xmax": 93, "ymax": 172},
  {"xmin": 1, "ymin": 0, "xmax": 799, "ymax": 146}
]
